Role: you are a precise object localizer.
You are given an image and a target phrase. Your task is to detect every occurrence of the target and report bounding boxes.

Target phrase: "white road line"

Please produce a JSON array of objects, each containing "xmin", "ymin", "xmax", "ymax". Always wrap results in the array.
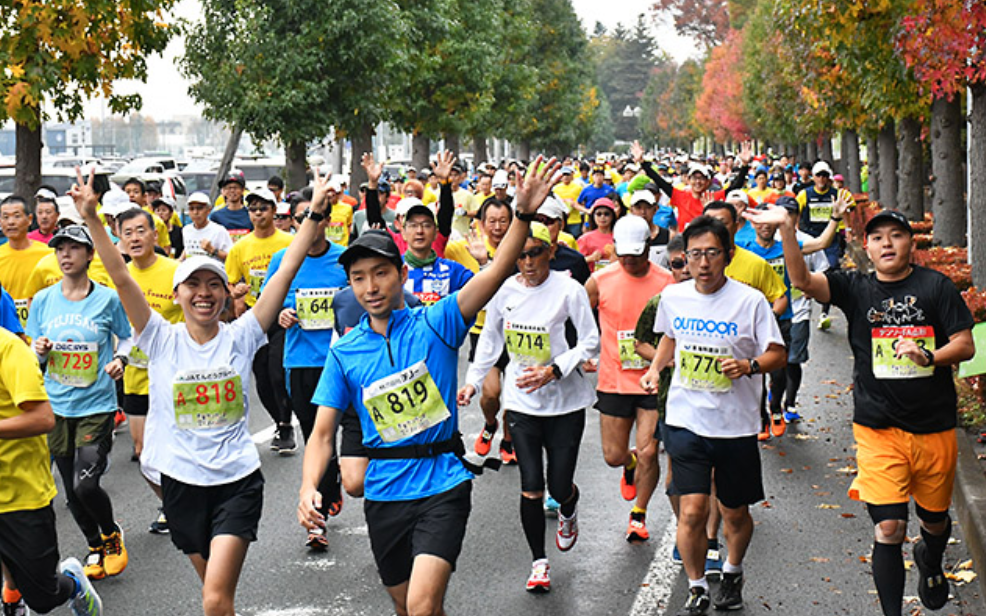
[
  {"xmin": 630, "ymin": 515, "xmax": 680, "ymax": 616},
  {"xmin": 251, "ymin": 418, "xmax": 301, "ymax": 445}
]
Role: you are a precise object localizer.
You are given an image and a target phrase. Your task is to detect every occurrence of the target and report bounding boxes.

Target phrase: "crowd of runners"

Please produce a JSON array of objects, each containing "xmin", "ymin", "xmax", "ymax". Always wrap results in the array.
[{"xmin": 0, "ymin": 139, "xmax": 975, "ymax": 616}]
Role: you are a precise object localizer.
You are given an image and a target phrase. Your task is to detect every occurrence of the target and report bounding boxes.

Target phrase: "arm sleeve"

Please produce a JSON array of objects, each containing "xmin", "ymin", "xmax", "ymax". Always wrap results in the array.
[
  {"xmin": 551, "ymin": 285, "xmax": 600, "ymax": 377},
  {"xmin": 824, "ymin": 269, "xmax": 853, "ymax": 311},
  {"xmin": 225, "ymin": 244, "xmax": 244, "ymax": 283},
  {"xmin": 753, "ymin": 296, "xmax": 785, "ymax": 354},
  {"xmin": 464, "ymin": 299, "xmax": 504, "ymax": 390},
  {"xmin": 0, "ymin": 337, "xmax": 48, "ymax": 407},
  {"xmin": 216, "ymin": 227, "xmax": 234, "ymax": 252},
  {"xmin": 425, "ymin": 291, "xmax": 474, "ymax": 349},
  {"xmin": 437, "ymin": 182, "xmax": 454, "ymax": 237},
  {"xmin": 654, "ymin": 295, "xmax": 674, "ymax": 338},
  {"xmin": 937, "ymin": 275, "xmax": 975, "ymax": 337},
  {"xmin": 133, "ymin": 311, "xmax": 167, "ymax": 358},
  {"xmin": 641, "ymin": 161, "xmax": 673, "ymax": 197},
  {"xmin": 634, "ymin": 295, "xmax": 661, "ymax": 347},
  {"xmin": 110, "ymin": 297, "xmax": 133, "ymax": 340},
  {"xmin": 365, "ymin": 187, "xmax": 385, "ymax": 228},
  {"xmin": 723, "ymin": 165, "xmax": 749, "ymax": 193}
]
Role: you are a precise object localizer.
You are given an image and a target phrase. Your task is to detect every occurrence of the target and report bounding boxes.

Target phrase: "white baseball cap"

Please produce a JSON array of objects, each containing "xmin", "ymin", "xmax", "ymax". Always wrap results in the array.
[
  {"xmin": 275, "ymin": 201, "xmax": 292, "ymax": 216},
  {"xmin": 245, "ymin": 188, "xmax": 278, "ymax": 206},
  {"xmin": 725, "ymin": 190, "xmax": 750, "ymax": 205},
  {"xmin": 536, "ymin": 195, "xmax": 569, "ymax": 221},
  {"xmin": 100, "ymin": 189, "xmax": 139, "ymax": 217},
  {"xmin": 688, "ymin": 163, "xmax": 713, "ymax": 178},
  {"xmin": 630, "ymin": 190, "xmax": 656, "ymax": 206},
  {"xmin": 812, "ymin": 161, "xmax": 833, "ymax": 176},
  {"xmin": 492, "ymin": 170, "xmax": 509, "ymax": 189},
  {"xmin": 187, "ymin": 191, "xmax": 211, "ymax": 206},
  {"xmin": 173, "ymin": 255, "xmax": 229, "ymax": 289},
  {"xmin": 613, "ymin": 215, "xmax": 650, "ymax": 257},
  {"xmin": 395, "ymin": 197, "xmax": 435, "ymax": 219}
]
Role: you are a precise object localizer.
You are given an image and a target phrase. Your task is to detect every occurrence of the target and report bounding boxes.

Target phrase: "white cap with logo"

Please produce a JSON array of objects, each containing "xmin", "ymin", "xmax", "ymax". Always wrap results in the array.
[
  {"xmin": 173, "ymin": 255, "xmax": 229, "ymax": 289},
  {"xmin": 613, "ymin": 215, "xmax": 651, "ymax": 257}
]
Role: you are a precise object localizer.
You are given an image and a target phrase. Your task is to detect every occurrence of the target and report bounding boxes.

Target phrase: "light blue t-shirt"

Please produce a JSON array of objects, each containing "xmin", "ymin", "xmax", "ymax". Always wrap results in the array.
[
  {"xmin": 263, "ymin": 244, "xmax": 348, "ymax": 369},
  {"xmin": 312, "ymin": 293, "xmax": 474, "ymax": 502},
  {"xmin": 26, "ymin": 281, "xmax": 131, "ymax": 417}
]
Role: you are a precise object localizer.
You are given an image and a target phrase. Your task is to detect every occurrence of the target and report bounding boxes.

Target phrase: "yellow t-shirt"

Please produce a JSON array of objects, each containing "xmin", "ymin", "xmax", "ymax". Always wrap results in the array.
[
  {"xmin": 0, "ymin": 241, "xmax": 53, "ymax": 327},
  {"xmin": 225, "ymin": 230, "xmax": 294, "ymax": 307},
  {"xmin": 326, "ymin": 203, "xmax": 354, "ymax": 247},
  {"xmin": 25, "ymin": 252, "xmax": 114, "ymax": 299},
  {"xmin": 553, "ymin": 182, "xmax": 582, "ymax": 226},
  {"xmin": 446, "ymin": 237, "xmax": 499, "ymax": 334},
  {"xmin": 746, "ymin": 187, "xmax": 773, "ymax": 204},
  {"xmin": 451, "ymin": 188, "xmax": 478, "ymax": 237},
  {"xmin": 0, "ymin": 328, "xmax": 57, "ymax": 513},
  {"xmin": 423, "ymin": 186, "xmax": 440, "ymax": 206},
  {"xmin": 123, "ymin": 256, "xmax": 183, "ymax": 396},
  {"xmin": 142, "ymin": 206, "xmax": 172, "ymax": 252},
  {"xmin": 725, "ymin": 246, "xmax": 786, "ymax": 303},
  {"xmin": 558, "ymin": 231, "xmax": 578, "ymax": 251}
]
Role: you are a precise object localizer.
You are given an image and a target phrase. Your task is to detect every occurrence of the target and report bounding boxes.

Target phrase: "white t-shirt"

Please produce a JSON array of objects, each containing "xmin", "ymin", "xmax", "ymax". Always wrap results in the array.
[
  {"xmin": 182, "ymin": 221, "xmax": 234, "ymax": 260},
  {"xmin": 466, "ymin": 271, "xmax": 598, "ymax": 416},
  {"xmin": 655, "ymin": 278, "xmax": 783, "ymax": 438},
  {"xmin": 792, "ymin": 229, "xmax": 829, "ymax": 323},
  {"xmin": 136, "ymin": 310, "xmax": 267, "ymax": 486}
]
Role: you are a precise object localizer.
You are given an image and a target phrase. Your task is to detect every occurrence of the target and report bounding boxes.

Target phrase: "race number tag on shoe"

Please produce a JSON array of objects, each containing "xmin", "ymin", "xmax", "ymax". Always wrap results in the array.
[
  {"xmin": 296, "ymin": 288, "xmax": 336, "ymax": 330},
  {"xmin": 128, "ymin": 345, "xmax": 150, "ymax": 369},
  {"xmin": 14, "ymin": 298, "xmax": 28, "ymax": 327},
  {"xmin": 248, "ymin": 268, "xmax": 267, "ymax": 299},
  {"xmin": 48, "ymin": 341, "xmax": 99, "ymax": 387},
  {"xmin": 505, "ymin": 321, "xmax": 551, "ymax": 366},
  {"xmin": 172, "ymin": 366, "xmax": 245, "ymax": 430},
  {"xmin": 618, "ymin": 330, "xmax": 649, "ymax": 371},
  {"xmin": 871, "ymin": 326, "xmax": 934, "ymax": 379},
  {"xmin": 363, "ymin": 360, "xmax": 450, "ymax": 443},
  {"xmin": 678, "ymin": 342, "xmax": 733, "ymax": 392}
]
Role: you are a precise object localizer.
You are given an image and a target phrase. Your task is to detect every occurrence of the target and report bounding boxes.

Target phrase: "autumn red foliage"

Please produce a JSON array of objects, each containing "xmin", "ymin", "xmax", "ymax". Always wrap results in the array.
[{"xmin": 693, "ymin": 29, "xmax": 749, "ymax": 143}]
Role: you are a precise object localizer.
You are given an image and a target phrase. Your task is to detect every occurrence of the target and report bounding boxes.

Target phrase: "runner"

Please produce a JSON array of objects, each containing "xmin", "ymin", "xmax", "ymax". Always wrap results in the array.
[
  {"xmin": 640, "ymin": 215, "xmax": 786, "ymax": 615},
  {"xmin": 0, "ymin": 195, "xmax": 52, "ymax": 329},
  {"xmin": 273, "ymin": 201, "xmax": 294, "ymax": 234},
  {"xmin": 77, "ymin": 165, "xmax": 333, "ymax": 616},
  {"xmin": 151, "ymin": 196, "xmax": 183, "ymax": 258},
  {"xmin": 26, "ymin": 226, "xmax": 132, "ymax": 582},
  {"xmin": 460, "ymin": 221, "xmax": 598, "ymax": 592},
  {"xmin": 297, "ymin": 156, "xmax": 561, "ymax": 616},
  {"xmin": 28, "ymin": 188, "xmax": 60, "ymax": 244},
  {"xmin": 533, "ymin": 197, "xmax": 591, "ymax": 283},
  {"xmin": 585, "ymin": 215, "xmax": 673, "ymax": 543},
  {"xmin": 627, "ymin": 189, "xmax": 673, "ymax": 266},
  {"xmin": 577, "ymin": 197, "xmax": 619, "ymax": 272},
  {"xmin": 749, "ymin": 205, "xmax": 975, "ymax": 616},
  {"xmin": 225, "ymin": 188, "xmax": 295, "ymax": 453},
  {"xmin": 210, "ymin": 171, "xmax": 253, "ymax": 242},
  {"xmin": 574, "ymin": 166, "xmax": 613, "ymax": 237},
  {"xmin": 181, "ymin": 191, "xmax": 233, "ymax": 262},
  {"xmin": 1, "ymin": 324, "xmax": 104, "ymax": 616},
  {"xmin": 121, "ymin": 178, "xmax": 171, "ymax": 254}
]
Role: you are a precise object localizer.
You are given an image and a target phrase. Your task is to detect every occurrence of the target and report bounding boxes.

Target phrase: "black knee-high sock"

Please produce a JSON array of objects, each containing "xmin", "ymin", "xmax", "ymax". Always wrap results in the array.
[
  {"xmin": 872, "ymin": 542, "xmax": 905, "ymax": 616},
  {"xmin": 785, "ymin": 363, "xmax": 802, "ymax": 408},
  {"xmin": 559, "ymin": 484, "xmax": 579, "ymax": 518},
  {"xmin": 521, "ymin": 496, "xmax": 546, "ymax": 560},
  {"xmin": 920, "ymin": 517, "xmax": 952, "ymax": 563}
]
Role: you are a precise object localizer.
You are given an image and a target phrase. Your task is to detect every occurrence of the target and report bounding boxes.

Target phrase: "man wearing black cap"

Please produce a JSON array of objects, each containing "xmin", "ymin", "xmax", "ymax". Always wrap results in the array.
[
  {"xmin": 210, "ymin": 170, "xmax": 253, "ymax": 241},
  {"xmin": 750, "ymin": 205, "xmax": 975, "ymax": 616},
  {"xmin": 298, "ymin": 157, "xmax": 562, "ymax": 616}
]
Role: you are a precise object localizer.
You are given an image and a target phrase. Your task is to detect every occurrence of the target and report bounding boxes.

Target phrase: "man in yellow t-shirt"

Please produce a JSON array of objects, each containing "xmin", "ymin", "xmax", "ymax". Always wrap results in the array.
[
  {"xmin": 225, "ymin": 188, "xmax": 296, "ymax": 453},
  {"xmin": 552, "ymin": 166, "xmax": 583, "ymax": 236},
  {"xmin": 450, "ymin": 163, "xmax": 478, "ymax": 237},
  {"xmin": 121, "ymin": 177, "xmax": 171, "ymax": 253},
  {"xmin": 0, "ymin": 327, "xmax": 108, "ymax": 613},
  {"xmin": 26, "ymin": 251, "xmax": 113, "ymax": 297},
  {"xmin": 0, "ymin": 196, "xmax": 53, "ymax": 328},
  {"xmin": 323, "ymin": 180, "xmax": 354, "ymax": 247}
]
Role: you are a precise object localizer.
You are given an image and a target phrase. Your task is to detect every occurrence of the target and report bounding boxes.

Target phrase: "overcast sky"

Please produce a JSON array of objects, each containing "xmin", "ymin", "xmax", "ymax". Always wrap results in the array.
[{"xmin": 89, "ymin": 0, "xmax": 701, "ymax": 121}]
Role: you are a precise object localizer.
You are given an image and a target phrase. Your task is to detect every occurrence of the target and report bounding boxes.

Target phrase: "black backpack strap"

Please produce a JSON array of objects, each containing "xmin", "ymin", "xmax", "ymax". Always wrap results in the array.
[{"xmin": 364, "ymin": 432, "xmax": 501, "ymax": 474}]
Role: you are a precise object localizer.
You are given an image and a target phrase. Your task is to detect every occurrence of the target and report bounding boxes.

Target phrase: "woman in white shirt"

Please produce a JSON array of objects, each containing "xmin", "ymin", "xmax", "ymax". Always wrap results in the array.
[
  {"xmin": 73, "ymin": 167, "xmax": 332, "ymax": 616},
  {"xmin": 459, "ymin": 222, "xmax": 598, "ymax": 594}
]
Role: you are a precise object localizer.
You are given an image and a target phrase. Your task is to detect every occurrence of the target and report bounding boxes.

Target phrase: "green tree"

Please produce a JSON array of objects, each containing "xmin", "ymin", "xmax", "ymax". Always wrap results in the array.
[
  {"xmin": 640, "ymin": 59, "xmax": 702, "ymax": 150},
  {"xmin": 0, "ymin": 0, "xmax": 177, "ymax": 197}
]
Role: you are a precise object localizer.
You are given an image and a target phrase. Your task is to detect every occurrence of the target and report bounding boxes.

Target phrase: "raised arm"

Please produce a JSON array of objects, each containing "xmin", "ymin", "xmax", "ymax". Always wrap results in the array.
[
  {"xmin": 361, "ymin": 153, "xmax": 386, "ymax": 228},
  {"xmin": 456, "ymin": 156, "xmax": 561, "ymax": 320},
  {"xmin": 745, "ymin": 204, "xmax": 831, "ymax": 304},
  {"xmin": 800, "ymin": 194, "xmax": 850, "ymax": 254},
  {"xmin": 432, "ymin": 151, "xmax": 455, "ymax": 237},
  {"xmin": 632, "ymin": 140, "xmax": 673, "ymax": 197},
  {"xmin": 72, "ymin": 167, "xmax": 153, "ymax": 334}
]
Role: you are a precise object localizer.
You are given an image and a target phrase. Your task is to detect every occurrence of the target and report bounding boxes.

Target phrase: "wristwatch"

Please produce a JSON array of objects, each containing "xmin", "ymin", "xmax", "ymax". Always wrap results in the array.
[
  {"xmin": 305, "ymin": 208, "xmax": 325, "ymax": 222},
  {"xmin": 516, "ymin": 211, "xmax": 537, "ymax": 223},
  {"xmin": 747, "ymin": 358, "xmax": 760, "ymax": 377},
  {"xmin": 921, "ymin": 347, "xmax": 935, "ymax": 367},
  {"xmin": 550, "ymin": 364, "xmax": 563, "ymax": 380}
]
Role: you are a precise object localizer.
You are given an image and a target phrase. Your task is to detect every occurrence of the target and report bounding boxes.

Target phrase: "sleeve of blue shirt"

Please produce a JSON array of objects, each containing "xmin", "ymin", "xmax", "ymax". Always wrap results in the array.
[
  {"xmin": 20, "ymin": 288, "xmax": 37, "ymax": 337},
  {"xmin": 427, "ymin": 291, "xmax": 474, "ymax": 348},
  {"xmin": 3, "ymin": 287, "xmax": 25, "ymax": 335},
  {"xmin": 312, "ymin": 348, "xmax": 353, "ymax": 411},
  {"xmin": 450, "ymin": 261, "xmax": 474, "ymax": 292},
  {"xmin": 109, "ymin": 294, "xmax": 133, "ymax": 340},
  {"xmin": 577, "ymin": 186, "xmax": 590, "ymax": 206}
]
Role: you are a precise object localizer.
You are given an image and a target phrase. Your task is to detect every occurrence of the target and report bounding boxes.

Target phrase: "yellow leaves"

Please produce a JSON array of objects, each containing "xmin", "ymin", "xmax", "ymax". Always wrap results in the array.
[
  {"xmin": 4, "ymin": 82, "xmax": 37, "ymax": 118},
  {"xmin": 817, "ymin": 503, "xmax": 841, "ymax": 509}
]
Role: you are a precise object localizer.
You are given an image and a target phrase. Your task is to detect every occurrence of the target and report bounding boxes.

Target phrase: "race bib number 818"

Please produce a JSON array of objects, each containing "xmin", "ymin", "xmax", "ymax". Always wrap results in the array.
[{"xmin": 173, "ymin": 366, "xmax": 245, "ymax": 430}]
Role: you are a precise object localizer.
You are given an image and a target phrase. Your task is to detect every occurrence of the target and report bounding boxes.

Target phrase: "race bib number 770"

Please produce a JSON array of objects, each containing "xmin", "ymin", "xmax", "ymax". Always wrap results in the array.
[{"xmin": 678, "ymin": 342, "xmax": 733, "ymax": 392}]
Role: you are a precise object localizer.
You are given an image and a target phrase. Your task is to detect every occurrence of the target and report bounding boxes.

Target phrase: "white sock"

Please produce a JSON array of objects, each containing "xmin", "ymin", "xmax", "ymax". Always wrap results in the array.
[
  {"xmin": 723, "ymin": 561, "xmax": 743, "ymax": 575},
  {"xmin": 688, "ymin": 577, "xmax": 709, "ymax": 592}
]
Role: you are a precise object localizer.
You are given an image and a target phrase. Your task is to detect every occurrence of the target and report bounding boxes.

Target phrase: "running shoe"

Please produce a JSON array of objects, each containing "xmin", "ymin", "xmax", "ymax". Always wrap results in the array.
[
  {"xmin": 626, "ymin": 511, "xmax": 649, "ymax": 543},
  {"xmin": 499, "ymin": 441, "xmax": 518, "ymax": 465},
  {"xmin": 556, "ymin": 507, "xmax": 578, "ymax": 551},
  {"xmin": 713, "ymin": 572, "xmax": 744, "ymax": 610},
  {"xmin": 620, "ymin": 449, "xmax": 637, "ymax": 501},
  {"xmin": 818, "ymin": 313, "xmax": 831, "ymax": 330},
  {"xmin": 770, "ymin": 413, "xmax": 786, "ymax": 438},
  {"xmin": 914, "ymin": 540, "xmax": 950, "ymax": 610},
  {"xmin": 704, "ymin": 542, "xmax": 723, "ymax": 580},
  {"xmin": 1, "ymin": 596, "xmax": 28, "ymax": 616},
  {"xmin": 757, "ymin": 426, "xmax": 770, "ymax": 442},
  {"xmin": 82, "ymin": 547, "xmax": 105, "ymax": 580},
  {"xmin": 326, "ymin": 492, "xmax": 343, "ymax": 517},
  {"xmin": 59, "ymin": 557, "xmax": 103, "ymax": 616},
  {"xmin": 272, "ymin": 424, "xmax": 297, "ymax": 455},
  {"xmin": 672, "ymin": 544, "xmax": 683, "ymax": 565},
  {"xmin": 544, "ymin": 496, "xmax": 560, "ymax": 516},
  {"xmin": 526, "ymin": 559, "xmax": 550, "ymax": 593},
  {"xmin": 474, "ymin": 421, "xmax": 498, "ymax": 456},
  {"xmin": 113, "ymin": 410, "xmax": 127, "ymax": 432},
  {"xmin": 306, "ymin": 527, "xmax": 329, "ymax": 552},
  {"xmin": 148, "ymin": 508, "xmax": 169, "ymax": 534},
  {"xmin": 783, "ymin": 409, "xmax": 802, "ymax": 423},
  {"xmin": 676, "ymin": 586, "xmax": 710, "ymax": 616},
  {"xmin": 101, "ymin": 527, "xmax": 127, "ymax": 576}
]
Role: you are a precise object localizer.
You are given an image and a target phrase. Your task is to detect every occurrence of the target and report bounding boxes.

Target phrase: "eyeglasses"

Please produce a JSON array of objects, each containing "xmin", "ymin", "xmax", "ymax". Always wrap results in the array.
[
  {"xmin": 247, "ymin": 205, "xmax": 271, "ymax": 213},
  {"xmin": 534, "ymin": 215, "xmax": 559, "ymax": 225},
  {"xmin": 405, "ymin": 221, "xmax": 435, "ymax": 231},
  {"xmin": 670, "ymin": 258, "xmax": 687, "ymax": 270},
  {"xmin": 685, "ymin": 248, "xmax": 724, "ymax": 261},
  {"xmin": 274, "ymin": 214, "xmax": 292, "ymax": 221},
  {"xmin": 518, "ymin": 245, "xmax": 548, "ymax": 260}
]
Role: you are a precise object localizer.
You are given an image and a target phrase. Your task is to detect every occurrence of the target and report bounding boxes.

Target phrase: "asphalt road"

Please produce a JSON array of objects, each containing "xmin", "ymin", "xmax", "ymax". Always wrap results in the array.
[{"xmin": 46, "ymin": 313, "xmax": 986, "ymax": 616}]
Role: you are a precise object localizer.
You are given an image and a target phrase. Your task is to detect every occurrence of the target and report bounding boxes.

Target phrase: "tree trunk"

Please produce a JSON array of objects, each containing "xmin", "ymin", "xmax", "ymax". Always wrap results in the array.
[
  {"xmin": 411, "ymin": 133, "xmax": 430, "ymax": 171},
  {"xmin": 806, "ymin": 140, "xmax": 818, "ymax": 163},
  {"xmin": 819, "ymin": 134, "xmax": 834, "ymax": 163},
  {"xmin": 930, "ymin": 96, "xmax": 965, "ymax": 246},
  {"xmin": 517, "ymin": 141, "xmax": 531, "ymax": 162},
  {"xmin": 350, "ymin": 123, "xmax": 374, "ymax": 198},
  {"xmin": 471, "ymin": 133, "xmax": 487, "ymax": 167},
  {"xmin": 878, "ymin": 120, "xmax": 898, "ymax": 210},
  {"xmin": 897, "ymin": 115, "xmax": 924, "ymax": 220},
  {"xmin": 843, "ymin": 130, "xmax": 861, "ymax": 193},
  {"xmin": 14, "ymin": 122, "xmax": 42, "ymax": 201},
  {"xmin": 444, "ymin": 133, "xmax": 460, "ymax": 163},
  {"xmin": 210, "ymin": 126, "xmax": 243, "ymax": 205},
  {"xmin": 867, "ymin": 133, "xmax": 880, "ymax": 202},
  {"xmin": 970, "ymin": 83, "xmax": 986, "ymax": 288},
  {"xmin": 284, "ymin": 140, "xmax": 307, "ymax": 192}
]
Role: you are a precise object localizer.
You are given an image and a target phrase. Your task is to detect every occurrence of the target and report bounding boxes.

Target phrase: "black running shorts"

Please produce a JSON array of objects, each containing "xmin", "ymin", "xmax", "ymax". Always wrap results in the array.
[
  {"xmin": 122, "ymin": 393, "xmax": 148, "ymax": 416},
  {"xmin": 663, "ymin": 425, "xmax": 764, "ymax": 509},
  {"xmin": 595, "ymin": 392, "xmax": 658, "ymax": 418}
]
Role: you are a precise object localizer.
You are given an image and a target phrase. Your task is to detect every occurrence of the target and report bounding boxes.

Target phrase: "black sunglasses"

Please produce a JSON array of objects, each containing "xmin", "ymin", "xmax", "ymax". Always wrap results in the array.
[
  {"xmin": 519, "ymin": 245, "xmax": 548, "ymax": 260},
  {"xmin": 670, "ymin": 258, "xmax": 687, "ymax": 270},
  {"xmin": 274, "ymin": 214, "xmax": 292, "ymax": 221}
]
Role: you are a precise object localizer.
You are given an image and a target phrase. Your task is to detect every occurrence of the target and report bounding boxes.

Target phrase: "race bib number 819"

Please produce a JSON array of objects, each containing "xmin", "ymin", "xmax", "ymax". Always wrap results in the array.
[{"xmin": 363, "ymin": 360, "xmax": 450, "ymax": 443}]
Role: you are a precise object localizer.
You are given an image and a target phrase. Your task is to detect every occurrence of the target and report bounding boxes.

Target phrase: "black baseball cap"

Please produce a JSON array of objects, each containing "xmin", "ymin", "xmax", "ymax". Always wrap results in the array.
[
  {"xmin": 865, "ymin": 210, "xmax": 912, "ymax": 235},
  {"xmin": 49, "ymin": 225, "xmax": 93, "ymax": 249},
  {"xmin": 774, "ymin": 195, "xmax": 800, "ymax": 216},
  {"xmin": 218, "ymin": 170, "xmax": 246, "ymax": 188},
  {"xmin": 339, "ymin": 230, "xmax": 402, "ymax": 270}
]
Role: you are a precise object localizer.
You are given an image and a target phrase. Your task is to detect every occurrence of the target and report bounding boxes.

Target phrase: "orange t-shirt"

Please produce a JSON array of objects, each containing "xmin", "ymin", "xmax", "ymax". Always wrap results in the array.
[{"xmin": 594, "ymin": 262, "xmax": 674, "ymax": 394}]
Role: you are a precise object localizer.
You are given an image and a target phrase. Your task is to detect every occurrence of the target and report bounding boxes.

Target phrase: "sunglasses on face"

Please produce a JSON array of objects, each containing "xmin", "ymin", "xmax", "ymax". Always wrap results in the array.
[
  {"xmin": 518, "ymin": 245, "xmax": 548, "ymax": 260},
  {"xmin": 274, "ymin": 214, "xmax": 292, "ymax": 221},
  {"xmin": 534, "ymin": 215, "xmax": 559, "ymax": 225},
  {"xmin": 670, "ymin": 258, "xmax": 687, "ymax": 270},
  {"xmin": 247, "ymin": 205, "xmax": 271, "ymax": 213}
]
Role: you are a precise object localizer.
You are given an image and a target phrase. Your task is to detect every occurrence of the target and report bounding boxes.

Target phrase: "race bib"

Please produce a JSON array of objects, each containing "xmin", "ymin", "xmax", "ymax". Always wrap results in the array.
[
  {"xmin": 48, "ymin": 341, "xmax": 99, "ymax": 387},
  {"xmin": 618, "ymin": 330, "xmax": 648, "ymax": 371},
  {"xmin": 809, "ymin": 203, "xmax": 833, "ymax": 223},
  {"xmin": 296, "ymin": 288, "xmax": 336, "ymax": 330},
  {"xmin": 14, "ymin": 299, "xmax": 28, "ymax": 328},
  {"xmin": 678, "ymin": 342, "xmax": 733, "ymax": 392},
  {"xmin": 248, "ymin": 268, "xmax": 267, "ymax": 299},
  {"xmin": 871, "ymin": 326, "xmax": 935, "ymax": 379},
  {"xmin": 229, "ymin": 229, "xmax": 250, "ymax": 243},
  {"xmin": 505, "ymin": 321, "xmax": 551, "ymax": 366},
  {"xmin": 325, "ymin": 221, "xmax": 347, "ymax": 245},
  {"xmin": 173, "ymin": 366, "xmax": 245, "ymax": 430},
  {"xmin": 768, "ymin": 257, "xmax": 786, "ymax": 282},
  {"xmin": 128, "ymin": 345, "xmax": 150, "ymax": 369},
  {"xmin": 363, "ymin": 360, "xmax": 450, "ymax": 443}
]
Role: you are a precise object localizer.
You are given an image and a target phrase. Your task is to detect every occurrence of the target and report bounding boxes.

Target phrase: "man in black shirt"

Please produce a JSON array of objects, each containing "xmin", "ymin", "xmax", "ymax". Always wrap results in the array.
[{"xmin": 748, "ymin": 206, "xmax": 975, "ymax": 616}]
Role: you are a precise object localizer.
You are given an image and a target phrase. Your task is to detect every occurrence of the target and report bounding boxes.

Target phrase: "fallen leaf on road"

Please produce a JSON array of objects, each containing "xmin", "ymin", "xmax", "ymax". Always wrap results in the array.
[
  {"xmin": 818, "ymin": 504, "xmax": 841, "ymax": 509},
  {"xmin": 815, "ymin": 491, "xmax": 832, "ymax": 496},
  {"xmin": 761, "ymin": 501, "xmax": 773, "ymax": 508},
  {"xmin": 810, "ymin": 556, "xmax": 830, "ymax": 563},
  {"xmin": 836, "ymin": 466, "xmax": 858, "ymax": 475},
  {"xmin": 822, "ymin": 379, "xmax": 839, "ymax": 385},
  {"xmin": 778, "ymin": 451, "xmax": 787, "ymax": 456},
  {"xmin": 904, "ymin": 560, "xmax": 914, "ymax": 570},
  {"xmin": 946, "ymin": 570, "xmax": 977, "ymax": 584},
  {"xmin": 841, "ymin": 513, "xmax": 857, "ymax": 519},
  {"xmin": 825, "ymin": 394, "xmax": 840, "ymax": 399},
  {"xmin": 794, "ymin": 434, "xmax": 817, "ymax": 440},
  {"xmin": 957, "ymin": 559, "xmax": 974, "ymax": 570},
  {"xmin": 859, "ymin": 555, "xmax": 871, "ymax": 563},
  {"xmin": 780, "ymin": 468, "xmax": 793, "ymax": 474}
]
